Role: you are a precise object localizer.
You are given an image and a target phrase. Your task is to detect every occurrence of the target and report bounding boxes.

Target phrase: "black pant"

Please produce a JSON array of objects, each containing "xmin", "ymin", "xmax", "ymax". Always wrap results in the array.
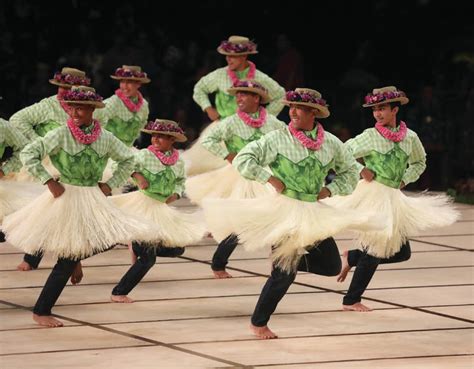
[
  {"xmin": 251, "ymin": 237, "xmax": 341, "ymax": 327},
  {"xmin": 0, "ymin": 230, "xmax": 5, "ymax": 243},
  {"xmin": 23, "ymin": 252, "xmax": 44, "ymax": 269},
  {"xmin": 111, "ymin": 242, "xmax": 185, "ymax": 296},
  {"xmin": 211, "ymin": 233, "xmax": 239, "ymax": 271},
  {"xmin": 33, "ymin": 258, "xmax": 79, "ymax": 315},
  {"xmin": 343, "ymin": 241, "xmax": 411, "ymax": 305}
]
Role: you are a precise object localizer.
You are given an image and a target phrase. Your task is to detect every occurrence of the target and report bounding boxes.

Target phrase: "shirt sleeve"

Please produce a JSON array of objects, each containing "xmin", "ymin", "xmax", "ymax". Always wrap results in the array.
[
  {"xmin": 2, "ymin": 123, "xmax": 28, "ymax": 175},
  {"xmin": 174, "ymin": 159, "xmax": 186, "ymax": 197},
  {"xmin": 193, "ymin": 69, "xmax": 220, "ymax": 111},
  {"xmin": 402, "ymin": 133, "xmax": 427, "ymax": 185},
  {"xmin": 326, "ymin": 137, "xmax": 359, "ymax": 196},
  {"xmin": 105, "ymin": 135, "xmax": 135, "ymax": 188},
  {"xmin": 20, "ymin": 128, "xmax": 63, "ymax": 184},
  {"xmin": 232, "ymin": 132, "xmax": 278, "ymax": 184},
  {"xmin": 344, "ymin": 131, "xmax": 373, "ymax": 174},
  {"xmin": 200, "ymin": 118, "xmax": 230, "ymax": 159},
  {"xmin": 9, "ymin": 101, "xmax": 48, "ymax": 140}
]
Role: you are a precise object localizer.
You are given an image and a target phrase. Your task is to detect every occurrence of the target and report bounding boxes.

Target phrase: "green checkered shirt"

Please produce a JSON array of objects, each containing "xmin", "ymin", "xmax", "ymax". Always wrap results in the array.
[
  {"xmin": 94, "ymin": 94, "xmax": 149, "ymax": 146},
  {"xmin": 193, "ymin": 66, "xmax": 285, "ymax": 118},
  {"xmin": 233, "ymin": 125, "xmax": 359, "ymax": 197},
  {"xmin": 345, "ymin": 126, "xmax": 426, "ymax": 185},
  {"xmin": 9, "ymin": 95, "xmax": 69, "ymax": 140},
  {"xmin": 135, "ymin": 149, "xmax": 186, "ymax": 198},
  {"xmin": 201, "ymin": 111, "xmax": 287, "ymax": 159},
  {"xmin": 21, "ymin": 125, "xmax": 134, "ymax": 188},
  {"xmin": 0, "ymin": 118, "xmax": 28, "ymax": 174}
]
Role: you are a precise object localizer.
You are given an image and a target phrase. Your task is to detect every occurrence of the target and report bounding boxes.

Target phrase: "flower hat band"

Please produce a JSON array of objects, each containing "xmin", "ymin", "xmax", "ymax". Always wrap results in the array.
[
  {"xmin": 363, "ymin": 86, "xmax": 409, "ymax": 107},
  {"xmin": 283, "ymin": 88, "xmax": 330, "ymax": 118},
  {"xmin": 141, "ymin": 119, "xmax": 187, "ymax": 142}
]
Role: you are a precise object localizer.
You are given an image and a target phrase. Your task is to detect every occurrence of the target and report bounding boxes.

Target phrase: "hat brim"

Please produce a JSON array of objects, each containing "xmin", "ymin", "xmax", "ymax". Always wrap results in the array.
[
  {"xmin": 49, "ymin": 80, "xmax": 76, "ymax": 88},
  {"xmin": 110, "ymin": 76, "xmax": 151, "ymax": 84},
  {"xmin": 282, "ymin": 100, "xmax": 330, "ymax": 118},
  {"xmin": 217, "ymin": 47, "xmax": 258, "ymax": 56},
  {"xmin": 63, "ymin": 100, "xmax": 105, "ymax": 108},
  {"xmin": 141, "ymin": 130, "xmax": 187, "ymax": 142},
  {"xmin": 362, "ymin": 96, "xmax": 409, "ymax": 107},
  {"xmin": 227, "ymin": 87, "xmax": 270, "ymax": 104}
]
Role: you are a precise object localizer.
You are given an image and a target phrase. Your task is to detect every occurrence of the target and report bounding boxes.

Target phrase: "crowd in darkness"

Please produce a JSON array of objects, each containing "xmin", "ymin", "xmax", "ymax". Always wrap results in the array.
[{"xmin": 0, "ymin": 0, "xmax": 472, "ymax": 193}]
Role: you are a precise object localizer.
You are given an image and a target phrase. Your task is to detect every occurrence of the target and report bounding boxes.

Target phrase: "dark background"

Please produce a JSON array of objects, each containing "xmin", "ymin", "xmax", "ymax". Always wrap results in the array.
[{"xmin": 0, "ymin": 0, "xmax": 473, "ymax": 192}]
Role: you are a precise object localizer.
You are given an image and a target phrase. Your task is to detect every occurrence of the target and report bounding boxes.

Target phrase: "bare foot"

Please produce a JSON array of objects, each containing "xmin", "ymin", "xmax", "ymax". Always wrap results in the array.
[
  {"xmin": 17, "ymin": 261, "xmax": 33, "ymax": 271},
  {"xmin": 205, "ymin": 232, "xmax": 213, "ymax": 239},
  {"xmin": 128, "ymin": 243, "xmax": 137, "ymax": 265},
  {"xmin": 337, "ymin": 250, "xmax": 351, "ymax": 282},
  {"xmin": 70, "ymin": 262, "xmax": 83, "ymax": 285},
  {"xmin": 33, "ymin": 314, "xmax": 64, "ymax": 327},
  {"xmin": 250, "ymin": 324, "xmax": 278, "ymax": 339},
  {"xmin": 110, "ymin": 295, "xmax": 134, "ymax": 303},
  {"xmin": 343, "ymin": 302, "xmax": 373, "ymax": 312},
  {"xmin": 213, "ymin": 270, "xmax": 232, "ymax": 279}
]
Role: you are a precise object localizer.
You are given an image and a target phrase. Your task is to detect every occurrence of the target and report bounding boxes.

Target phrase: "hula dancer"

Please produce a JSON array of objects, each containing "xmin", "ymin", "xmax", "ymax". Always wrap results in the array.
[
  {"xmin": 110, "ymin": 119, "xmax": 206, "ymax": 303},
  {"xmin": 327, "ymin": 86, "xmax": 460, "ymax": 311},
  {"xmin": 3, "ymin": 86, "xmax": 157, "ymax": 327},
  {"xmin": 185, "ymin": 36, "xmax": 285, "ymax": 176}
]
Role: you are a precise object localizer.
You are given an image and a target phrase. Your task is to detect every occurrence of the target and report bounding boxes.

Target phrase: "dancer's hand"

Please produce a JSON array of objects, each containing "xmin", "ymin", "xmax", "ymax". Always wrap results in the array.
[
  {"xmin": 317, "ymin": 187, "xmax": 331, "ymax": 200},
  {"xmin": 361, "ymin": 167, "xmax": 375, "ymax": 182},
  {"xmin": 166, "ymin": 193, "xmax": 179, "ymax": 204},
  {"xmin": 0, "ymin": 169, "xmax": 4, "ymax": 179},
  {"xmin": 400, "ymin": 181, "xmax": 406, "ymax": 189},
  {"xmin": 46, "ymin": 178, "xmax": 65, "ymax": 198},
  {"xmin": 225, "ymin": 153, "xmax": 236, "ymax": 163},
  {"xmin": 268, "ymin": 176, "xmax": 285, "ymax": 193},
  {"xmin": 205, "ymin": 107, "xmax": 220, "ymax": 122},
  {"xmin": 132, "ymin": 172, "xmax": 149, "ymax": 189},
  {"xmin": 98, "ymin": 182, "xmax": 112, "ymax": 196}
]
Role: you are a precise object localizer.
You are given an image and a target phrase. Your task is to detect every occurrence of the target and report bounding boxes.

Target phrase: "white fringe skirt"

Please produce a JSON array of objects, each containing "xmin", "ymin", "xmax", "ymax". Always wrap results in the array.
[
  {"xmin": 0, "ymin": 180, "xmax": 45, "ymax": 222},
  {"xmin": 202, "ymin": 193, "xmax": 384, "ymax": 272},
  {"xmin": 181, "ymin": 123, "xmax": 226, "ymax": 176},
  {"xmin": 110, "ymin": 191, "xmax": 206, "ymax": 247},
  {"xmin": 185, "ymin": 164, "xmax": 275, "ymax": 206},
  {"xmin": 2, "ymin": 183, "xmax": 159, "ymax": 259},
  {"xmin": 323, "ymin": 180, "xmax": 460, "ymax": 258}
]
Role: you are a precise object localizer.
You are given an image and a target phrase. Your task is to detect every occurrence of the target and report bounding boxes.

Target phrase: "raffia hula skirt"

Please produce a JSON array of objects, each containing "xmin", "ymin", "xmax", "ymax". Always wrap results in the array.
[
  {"xmin": 0, "ymin": 180, "xmax": 45, "ymax": 222},
  {"xmin": 323, "ymin": 180, "xmax": 460, "ymax": 258},
  {"xmin": 202, "ymin": 192, "xmax": 385, "ymax": 272},
  {"xmin": 110, "ymin": 190, "xmax": 206, "ymax": 247},
  {"xmin": 185, "ymin": 163, "xmax": 275, "ymax": 206},
  {"xmin": 3, "ymin": 183, "xmax": 160, "ymax": 259}
]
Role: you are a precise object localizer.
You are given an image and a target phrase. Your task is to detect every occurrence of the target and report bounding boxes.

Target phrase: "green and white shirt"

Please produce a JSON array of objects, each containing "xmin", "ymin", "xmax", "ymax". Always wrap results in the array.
[
  {"xmin": 201, "ymin": 111, "xmax": 287, "ymax": 159},
  {"xmin": 9, "ymin": 95, "xmax": 69, "ymax": 140},
  {"xmin": 193, "ymin": 66, "xmax": 285, "ymax": 118},
  {"xmin": 21, "ymin": 125, "xmax": 134, "ymax": 188},
  {"xmin": 94, "ymin": 94, "xmax": 149, "ymax": 147},
  {"xmin": 134, "ymin": 149, "xmax": 185, "ymax": 202},
  {"xmin": 0, "ymin": 118, "xmax": 28, "ymax": 174},
  {"xmin": 345, "ymin": 126, "xmax": 426, "ymax": 188},
  {"xmin": 233, "ymin": 126, "xmax": 359, "ymax": 202}
]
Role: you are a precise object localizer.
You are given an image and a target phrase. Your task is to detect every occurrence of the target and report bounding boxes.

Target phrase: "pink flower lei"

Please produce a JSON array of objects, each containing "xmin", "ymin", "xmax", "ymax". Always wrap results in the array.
[
  {"xmin": 288, "ymin": 121, "xmax": 325, "ymax": 151},
  {"xmin": 115, "ymin": 89, "xmax": 144, "ymax": 113},
  {"xmin": 237, "ymin": 106, "xmax": 267, "ymax": 128},
  {"xmin": 147, "ymin": 146, "xmax": 180, "ymax": 166},
  {"xmin": 67, "ymin": 118, "xmax": 102, "ymax": 145},
  {"xmin": 227, "ymin": 61, "xmax": 256, "ymax": 85},
  {"xmin": 375, "ymin": 121, "xmax": 407, "ymax": 142}
]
